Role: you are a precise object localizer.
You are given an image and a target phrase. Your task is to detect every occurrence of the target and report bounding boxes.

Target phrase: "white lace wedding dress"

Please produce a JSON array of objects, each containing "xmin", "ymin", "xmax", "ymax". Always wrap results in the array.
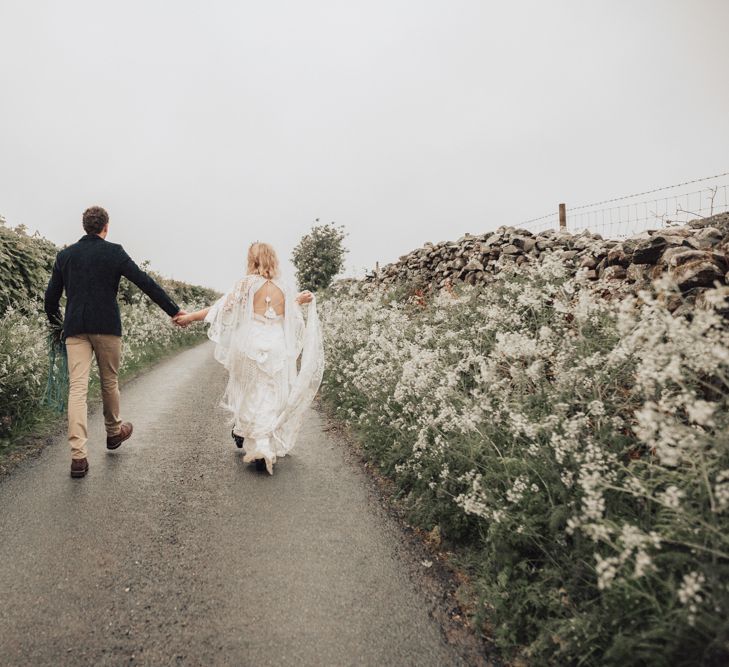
[{"xmin": 204, "ymin": 275, "xmax": 324, "ymax": 474}]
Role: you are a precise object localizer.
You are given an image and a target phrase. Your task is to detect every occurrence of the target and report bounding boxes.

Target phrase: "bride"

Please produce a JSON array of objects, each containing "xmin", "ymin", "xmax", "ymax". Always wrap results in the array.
[{"xmin": 176, "ymin": 242, "xmax": 324, "ymax": 474}]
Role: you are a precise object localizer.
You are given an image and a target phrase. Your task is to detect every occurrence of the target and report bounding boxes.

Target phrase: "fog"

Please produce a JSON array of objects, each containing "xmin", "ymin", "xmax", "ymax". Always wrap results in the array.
[{"xmin": 1, "ymin": 0, "xmax": 727, "ymax": 291}]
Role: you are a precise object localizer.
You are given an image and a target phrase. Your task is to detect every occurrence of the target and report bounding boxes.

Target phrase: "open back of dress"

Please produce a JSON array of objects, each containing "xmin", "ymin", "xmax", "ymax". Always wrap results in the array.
[{"xmin": 252, "ymin": 279, "xmax": 285, "ymax": 318}]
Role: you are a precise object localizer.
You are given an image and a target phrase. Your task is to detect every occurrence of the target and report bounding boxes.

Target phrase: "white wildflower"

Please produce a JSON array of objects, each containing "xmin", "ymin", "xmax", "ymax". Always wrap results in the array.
[{"xmin": 658, "ymin": 485, "xmax": 684, "ymax": 510}]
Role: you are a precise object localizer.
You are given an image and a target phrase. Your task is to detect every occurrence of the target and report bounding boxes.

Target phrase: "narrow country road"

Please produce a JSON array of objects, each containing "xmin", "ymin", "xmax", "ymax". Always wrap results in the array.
[{"xmin": 0, "ymin": 342, "xmax": 463, "ymax": 666}]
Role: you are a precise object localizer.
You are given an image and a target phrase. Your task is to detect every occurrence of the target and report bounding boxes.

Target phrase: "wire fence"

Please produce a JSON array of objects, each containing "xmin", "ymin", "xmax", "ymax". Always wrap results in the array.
[{"xmin": 519, "ymin": 172, "xmax": 729, "ymax": 238}]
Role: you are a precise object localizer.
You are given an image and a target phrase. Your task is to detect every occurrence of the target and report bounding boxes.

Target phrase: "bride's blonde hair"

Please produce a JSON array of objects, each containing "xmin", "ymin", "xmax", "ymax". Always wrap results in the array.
[{"xmin": 247, "ymin": 242, "xmax": 280, "ymax": 279}]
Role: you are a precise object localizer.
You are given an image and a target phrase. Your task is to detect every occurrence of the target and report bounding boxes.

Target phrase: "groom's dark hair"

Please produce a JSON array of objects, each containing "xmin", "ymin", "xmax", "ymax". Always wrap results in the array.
[{"xmin": 82, "ymin": 206, "xmax": 109, "ymax": 235}]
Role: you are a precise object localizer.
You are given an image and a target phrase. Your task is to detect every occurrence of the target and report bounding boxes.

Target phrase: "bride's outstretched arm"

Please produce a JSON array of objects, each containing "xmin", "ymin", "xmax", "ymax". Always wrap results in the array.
[{"xmin": 174, "ymin": 307, "xmax": 210, "ymax": 326}]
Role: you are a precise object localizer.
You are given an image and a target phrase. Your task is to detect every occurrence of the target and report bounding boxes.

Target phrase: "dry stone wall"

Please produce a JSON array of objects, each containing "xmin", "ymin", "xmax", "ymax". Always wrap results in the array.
[{"xmin": 364, "ymin": 212, "xmax": 729, "ymax": 312}]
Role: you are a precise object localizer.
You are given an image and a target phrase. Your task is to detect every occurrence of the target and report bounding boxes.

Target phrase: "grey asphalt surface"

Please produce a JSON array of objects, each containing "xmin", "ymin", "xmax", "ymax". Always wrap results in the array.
[{"xmin": 0, "ymin": 342, "xmax": 462, "ymax": 667}]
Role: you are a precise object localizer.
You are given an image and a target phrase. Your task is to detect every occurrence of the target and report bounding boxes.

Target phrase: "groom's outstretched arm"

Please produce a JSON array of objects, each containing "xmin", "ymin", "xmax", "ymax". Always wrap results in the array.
[{"xmin": 119, "ymin": 249, "xmax": 181, "ymax": 317}]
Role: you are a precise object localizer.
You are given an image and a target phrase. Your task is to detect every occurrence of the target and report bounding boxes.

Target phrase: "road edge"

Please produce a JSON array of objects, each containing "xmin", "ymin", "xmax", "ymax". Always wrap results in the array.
[{"xmin": 316, "ymin": 401, "xmax": 499, "ymax": 667}]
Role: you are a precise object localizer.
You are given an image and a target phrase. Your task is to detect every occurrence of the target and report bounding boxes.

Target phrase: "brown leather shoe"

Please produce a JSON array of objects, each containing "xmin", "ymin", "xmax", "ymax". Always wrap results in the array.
[
  {"xmin": 107, "ymin": 422, "xmax": 133, "ymax": 450},
  {"xmin": 71, "ymin": 458, "xmax": 89, "ymax": 478}
]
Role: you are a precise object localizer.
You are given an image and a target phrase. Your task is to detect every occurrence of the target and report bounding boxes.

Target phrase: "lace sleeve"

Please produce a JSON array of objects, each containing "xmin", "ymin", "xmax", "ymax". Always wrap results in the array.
[
  {"xmin": 223, "ymin": 278, "xmax": 250, "ymax": 314},
  {"xmin": 205, "ymin": 277, "xmax": 252, "ymax": 344}
]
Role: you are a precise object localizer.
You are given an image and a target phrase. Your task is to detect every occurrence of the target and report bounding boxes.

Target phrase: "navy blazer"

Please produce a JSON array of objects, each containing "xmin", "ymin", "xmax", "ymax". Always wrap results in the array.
[{"xmin": 44, "ymin": 234, "xmax": 180, "ymax": 339}]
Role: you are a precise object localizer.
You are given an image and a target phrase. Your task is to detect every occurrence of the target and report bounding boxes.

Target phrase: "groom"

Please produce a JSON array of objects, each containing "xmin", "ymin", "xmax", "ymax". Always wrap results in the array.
[{"xmin": 44, "ymin": 206, "xmax": 185, "ymax": 478}]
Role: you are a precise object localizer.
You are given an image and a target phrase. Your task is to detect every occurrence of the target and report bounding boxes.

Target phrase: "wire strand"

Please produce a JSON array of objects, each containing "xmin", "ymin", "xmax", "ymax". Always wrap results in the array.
[{"xmin": 518, "ymin": 170, "xmax": 729, "ymax": 227}]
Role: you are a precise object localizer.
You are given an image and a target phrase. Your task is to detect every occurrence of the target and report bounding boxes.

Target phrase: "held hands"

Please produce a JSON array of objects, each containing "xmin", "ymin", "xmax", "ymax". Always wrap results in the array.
[
  {"xmin": 172, "ymin": 310, "xmax": 190, "ymax": 327},
  {"xmin": 172, "ymin": 306, "xmax": 210, "ymax": 327},
  {"xmin": 296, "ymin": 290, "xmax": 314, "ymax": 305}
]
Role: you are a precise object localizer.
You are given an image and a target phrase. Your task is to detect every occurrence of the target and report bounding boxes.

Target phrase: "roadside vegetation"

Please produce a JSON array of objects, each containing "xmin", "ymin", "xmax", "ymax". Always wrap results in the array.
[{"xmin": 319, "ymin": 255, "xmax": 729, "ymax": 666}]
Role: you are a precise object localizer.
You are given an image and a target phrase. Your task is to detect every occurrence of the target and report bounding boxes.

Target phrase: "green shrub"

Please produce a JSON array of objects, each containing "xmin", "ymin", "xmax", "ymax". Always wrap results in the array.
[
  {"xmin": 0, "ymin": 303, "xmax": 48, "ymax": 439},
  {"xmin": 291, "ymin": 221, "xmax": 347, "ymax": 290},
  {"xmin": 0, "ymin": 218, "xmax": 57, "ymax": 314}
]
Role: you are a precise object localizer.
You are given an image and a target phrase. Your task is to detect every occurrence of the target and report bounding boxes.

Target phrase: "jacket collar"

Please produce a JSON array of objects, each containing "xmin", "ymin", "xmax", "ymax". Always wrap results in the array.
[{"xmin": 79, "ymin": 234, "xmax": 104, "ymax": 242}]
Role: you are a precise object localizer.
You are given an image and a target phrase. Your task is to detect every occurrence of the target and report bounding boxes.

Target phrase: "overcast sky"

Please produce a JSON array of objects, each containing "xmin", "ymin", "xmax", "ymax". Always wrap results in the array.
[{"xmin": 1, "ymin": 0, "xmax": 728, "ymax": 292}]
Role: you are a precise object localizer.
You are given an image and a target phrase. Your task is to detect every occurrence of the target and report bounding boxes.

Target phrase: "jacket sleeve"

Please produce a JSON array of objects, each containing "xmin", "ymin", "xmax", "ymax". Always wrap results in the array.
[
  {"xmin": 44, "ymin": 256, "xmax": 64, "ymax": 326},
  {"xmin": 119, "ymin": 248, "xmax": 180, "ymax": 317}
]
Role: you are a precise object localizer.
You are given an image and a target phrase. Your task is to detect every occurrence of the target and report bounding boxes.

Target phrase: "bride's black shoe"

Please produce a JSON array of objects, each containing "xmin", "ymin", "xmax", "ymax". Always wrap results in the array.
[
  {"xmin": 255, "ymin": 458, "xmax": 266, "ymax": 472},
  {"xmin": 231, "ymin": 429, "xmax": 245, "ymax": 449}
]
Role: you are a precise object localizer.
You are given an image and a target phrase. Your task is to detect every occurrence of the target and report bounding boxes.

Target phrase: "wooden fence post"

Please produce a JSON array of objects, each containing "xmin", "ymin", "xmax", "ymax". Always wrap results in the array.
[{"xmin": 559, "ymin": 203, "xmax": 567, "ymax": 230}]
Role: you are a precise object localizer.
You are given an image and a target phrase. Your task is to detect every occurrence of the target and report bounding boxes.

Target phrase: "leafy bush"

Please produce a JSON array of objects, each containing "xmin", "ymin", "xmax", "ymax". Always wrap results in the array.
[
  {"xmin": 118, "ymin": 262, "xmax": 219, "ymax": 308},
  {"xmin": 291, "ymin": 221, "xmax": 347, "ymax": 290},
  {"xmin": 0, "ymin": 218, "xmax": 58, "ymax": 314},
  {"xmin": 0, "ymin": 303, "xmax": 49, "ymax": 438},
  {"xmin": 319, "ymin": 256, "xmax": 729, "ymax": 666}
]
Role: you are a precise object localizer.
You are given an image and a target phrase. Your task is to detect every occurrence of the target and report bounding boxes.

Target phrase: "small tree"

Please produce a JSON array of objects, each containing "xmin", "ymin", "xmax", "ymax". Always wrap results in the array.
[{"xmin": 291, "ymin": 221, "xmax": 347, "ymax": 290}]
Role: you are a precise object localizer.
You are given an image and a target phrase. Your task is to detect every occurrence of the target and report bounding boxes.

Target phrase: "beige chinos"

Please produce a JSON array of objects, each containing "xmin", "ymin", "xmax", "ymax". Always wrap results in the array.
[{"xmin": 65, "ymin": 334, "xmax": 122, "ymax": 460}]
